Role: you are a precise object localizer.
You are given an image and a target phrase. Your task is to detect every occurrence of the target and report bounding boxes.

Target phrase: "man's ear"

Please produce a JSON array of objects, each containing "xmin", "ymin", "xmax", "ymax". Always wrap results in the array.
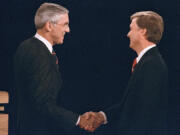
[
  {"xmin": 44, "ymin": 21, "xmax": 53, "ymax": 32},
  {"xmin": 140, "ymin": 28, "xmax": 147, "ymax": 36}
]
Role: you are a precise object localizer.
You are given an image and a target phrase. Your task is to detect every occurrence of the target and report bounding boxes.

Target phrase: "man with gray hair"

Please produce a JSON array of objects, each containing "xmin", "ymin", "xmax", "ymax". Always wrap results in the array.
[{"xmin": 14, "ymin": 2, "xmax": 95, "ymax": 135}]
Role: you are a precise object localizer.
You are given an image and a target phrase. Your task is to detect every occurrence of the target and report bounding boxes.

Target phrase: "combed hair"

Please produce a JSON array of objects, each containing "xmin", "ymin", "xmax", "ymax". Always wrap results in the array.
[
  {"xmin": 131, "ymin": 11, "xmax": 164, "ymax": 44},
  {"xmin": 34, "ymin": 2, "xmax": 69, "ymax": 29}
]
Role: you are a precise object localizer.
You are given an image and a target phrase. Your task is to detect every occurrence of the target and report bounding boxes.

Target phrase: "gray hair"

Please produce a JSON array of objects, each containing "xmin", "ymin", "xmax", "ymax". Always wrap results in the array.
[{"xmin": 34, "ymin": 2, "xmax": 69, "ymax": 29}]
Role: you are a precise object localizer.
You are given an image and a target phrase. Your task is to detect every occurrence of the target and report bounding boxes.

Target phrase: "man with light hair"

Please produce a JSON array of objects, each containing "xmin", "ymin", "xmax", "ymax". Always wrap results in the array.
[
  {"xmin": 81, "ymin": 11, "xmax": 168, "ymax": 135},
  {"xmin": 14, "ymin": 2, "xmax": 96, "ymax": 135}
]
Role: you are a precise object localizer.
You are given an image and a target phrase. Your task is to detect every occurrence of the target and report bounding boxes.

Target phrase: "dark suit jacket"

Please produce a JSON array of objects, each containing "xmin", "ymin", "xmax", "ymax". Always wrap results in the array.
[
  {"xmin": 104, "ymin": 47, "xmax": 168, "ymax": 135},
  {"xmin": 14, "ymin": 37, "xmax": 79, "ymax": 135}
]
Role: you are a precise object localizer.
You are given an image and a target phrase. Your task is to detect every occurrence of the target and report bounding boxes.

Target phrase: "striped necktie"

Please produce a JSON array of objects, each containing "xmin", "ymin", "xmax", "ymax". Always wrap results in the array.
[{"xmin": 52, "ymin": 49, "xmax": 58, "ymax": 64}]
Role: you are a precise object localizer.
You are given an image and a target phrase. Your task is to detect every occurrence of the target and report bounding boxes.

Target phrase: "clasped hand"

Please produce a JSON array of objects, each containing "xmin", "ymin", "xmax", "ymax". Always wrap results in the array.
[{"xmin": 78, "ymin": 111, "xmax": 105, "ymax": 132}]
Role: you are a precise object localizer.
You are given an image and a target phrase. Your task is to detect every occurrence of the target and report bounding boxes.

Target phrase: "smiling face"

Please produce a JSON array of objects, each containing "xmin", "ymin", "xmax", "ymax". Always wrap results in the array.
[
  {"xmin": 127, "ymin": 18, "xmax": 142, "ymax": 51},
  {"xmin": 50, "ymin": 13, "xmax": 70, "ymax": 45}
]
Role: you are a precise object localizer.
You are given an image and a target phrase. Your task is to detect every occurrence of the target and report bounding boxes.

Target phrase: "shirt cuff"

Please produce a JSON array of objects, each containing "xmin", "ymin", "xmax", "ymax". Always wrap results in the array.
[
  {"xmin": 99, "ymin": 111, "xmax": 108, "ymax": 124},
  {"xmin": 76, "ymin": 115, "xmax": 81, "ymax": 125}
]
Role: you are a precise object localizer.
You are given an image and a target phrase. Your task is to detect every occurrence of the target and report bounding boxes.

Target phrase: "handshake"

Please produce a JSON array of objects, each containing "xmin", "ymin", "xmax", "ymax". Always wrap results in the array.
[{"xmin": 78, "ymin": 111, "xmax": 106, "ymax": 132}]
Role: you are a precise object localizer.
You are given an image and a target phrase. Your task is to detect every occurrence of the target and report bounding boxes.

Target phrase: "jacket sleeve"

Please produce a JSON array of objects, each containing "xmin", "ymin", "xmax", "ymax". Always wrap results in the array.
[{"xmin": 21, "ymin": 45, "xmax": 79, "ymax": 130}]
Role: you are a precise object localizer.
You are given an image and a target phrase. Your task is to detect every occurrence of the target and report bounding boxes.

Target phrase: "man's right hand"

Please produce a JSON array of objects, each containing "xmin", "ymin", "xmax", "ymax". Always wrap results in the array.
[{"xmin": 78, "ymin": 111, "xmax": 105, "ymax": 132}]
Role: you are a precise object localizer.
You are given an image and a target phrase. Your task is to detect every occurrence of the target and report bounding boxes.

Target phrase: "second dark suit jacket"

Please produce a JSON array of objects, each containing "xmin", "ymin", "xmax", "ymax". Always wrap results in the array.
[
  {"xmin": 14, "ymin": 37, "xmax": 79, "ymax": 135},
  {"xmin": 104, "ymin": 47, "xmax": 168, "ymax": 135}
]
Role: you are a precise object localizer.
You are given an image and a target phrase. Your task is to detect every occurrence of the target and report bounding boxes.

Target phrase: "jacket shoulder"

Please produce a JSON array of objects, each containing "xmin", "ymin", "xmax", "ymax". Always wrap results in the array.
[{"xmin": 16, "ymin": 37, "xmax": 50, "ymax": 56}]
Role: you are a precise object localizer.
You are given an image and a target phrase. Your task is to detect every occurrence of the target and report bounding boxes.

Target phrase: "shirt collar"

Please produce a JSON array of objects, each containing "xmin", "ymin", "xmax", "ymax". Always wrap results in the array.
[
  {"xmin": 136, "ymin": 44, "xmax": 156, "ymax": 63},
  {"xmin": 34, "ymin": 33, "xmax": 53, "ymax": 53}
]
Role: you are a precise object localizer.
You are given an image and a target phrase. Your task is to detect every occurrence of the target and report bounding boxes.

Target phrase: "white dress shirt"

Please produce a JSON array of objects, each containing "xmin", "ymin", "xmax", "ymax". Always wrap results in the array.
[
  {"xmin": 34, "ymin": 33, "xmax": 53, "ymax": 53},
  {"xmin": 136, "ymin": 44, "xmax": 156, "ymax": 63}
]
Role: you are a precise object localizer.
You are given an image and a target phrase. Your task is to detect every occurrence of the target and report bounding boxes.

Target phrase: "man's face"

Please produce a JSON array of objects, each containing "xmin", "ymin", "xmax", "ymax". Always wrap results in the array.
[
  {"xmin": 127, "ymin": 18, "xmax": 142, "ymax": 50},
  {"xmin": 51, "ymin": 13, "xmax": 70, "ymax": 45}
]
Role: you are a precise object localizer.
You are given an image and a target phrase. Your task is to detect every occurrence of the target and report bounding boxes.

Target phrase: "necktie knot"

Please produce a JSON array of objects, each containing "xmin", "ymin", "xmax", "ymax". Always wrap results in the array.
[
  {"xmin": 131, "ymin": 58, "xmax": 137, "ymax": 73},
  {"xmin": 52, "ymin": 49, "xmax": 56, "ymax": 55}
]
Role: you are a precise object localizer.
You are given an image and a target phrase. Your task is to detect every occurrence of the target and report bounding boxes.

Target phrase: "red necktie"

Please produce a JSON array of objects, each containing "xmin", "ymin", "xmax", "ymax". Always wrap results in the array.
[
  {"xmin": 131, "ymin": 58, "xmax": 137, "ymax": 73},
  {"xmin": 52, "ymin": 50, "xmax": 58, "ymax": 64}
]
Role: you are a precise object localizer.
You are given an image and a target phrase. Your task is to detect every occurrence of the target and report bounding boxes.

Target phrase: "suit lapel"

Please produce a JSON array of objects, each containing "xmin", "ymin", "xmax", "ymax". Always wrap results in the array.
[
  {"xmin": 132, "ymin": 47, "xmax": 159, "ymax": 74},
  {"xmin": 33, "ymin": 37, "xmax": 60, "ymax": 72},
  {"xmin": 120, "ymin": 47, "xmax": 159, "ymax": 114},
  {"xmin": 50, "ymin": 54, "xmax": 60, "ymax": 71}
]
